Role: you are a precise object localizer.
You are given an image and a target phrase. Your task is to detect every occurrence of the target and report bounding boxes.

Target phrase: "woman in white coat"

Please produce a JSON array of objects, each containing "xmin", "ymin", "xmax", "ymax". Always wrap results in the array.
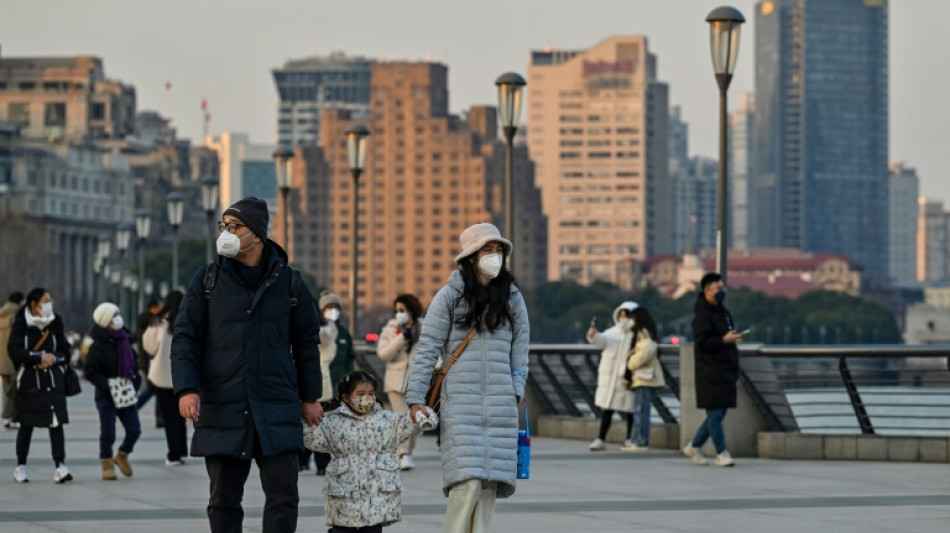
[
  {"xmin": 586, "ymin": 301, "xmax": 638, "ymax": 451},
  {"xmin": 376, "ymin": 293, "xmax": 424, "ymax": 470}
]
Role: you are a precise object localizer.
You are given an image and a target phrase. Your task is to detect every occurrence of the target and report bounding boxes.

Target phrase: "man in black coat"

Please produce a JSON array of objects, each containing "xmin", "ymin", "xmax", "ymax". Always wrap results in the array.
[
  {"xmin": 171, "ymin": 197, "xmax": 323, "ymax": 533},
  {"xmin": 683, "ymin": 272, "xmax": 742, "ymax": 467}
]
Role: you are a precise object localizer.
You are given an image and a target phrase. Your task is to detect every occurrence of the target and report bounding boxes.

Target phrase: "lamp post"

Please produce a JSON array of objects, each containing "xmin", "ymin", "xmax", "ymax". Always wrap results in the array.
[
  {"xmin": 345, "ymin": 124, "xmax": 370, "ymax": 336},
  {"xmin": 495, "ymin": 72, "xmax": 526, "ymax": 271},
  {"xmin": 166, "ymin": 191, "xmax": 184, "ymax": 289},
  {"xmin": 705, "ymin": 6, "xmax": 745, "ymax": 282},
  {"xmin": 110, "ymin": 269, "xmax": 122, "ymax": 308},
  {"xmin": 116, "ymin": 223, "xmax": 132, "ymax": 306},
  {"xmin": 96, "ymin": 234, "xmax": 111, "ymax": 302},
  {"xmin": 200, "ymin": 175, "xmax": 220, "ymax": 263},
  {"xmin": 134, "ymin": 209, "xmax": 151, "ymax": 313},
  {"xmin": 272, "ymin": 147, "xmax": 295, "ymax": 251}
]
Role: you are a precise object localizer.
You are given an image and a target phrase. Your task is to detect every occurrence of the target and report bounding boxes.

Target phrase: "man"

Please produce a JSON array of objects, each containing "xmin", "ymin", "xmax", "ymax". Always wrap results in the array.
[
  {"xmin": 683, "ymin": 272, "xmax": 742, "ymax": 467},
  {"xmin": 0, "ymin": 292, "xmax": 24, "ymax": 429},
  {"xmin": 171, "ymin": 196, "xmax": 323, "ymax": 533}
]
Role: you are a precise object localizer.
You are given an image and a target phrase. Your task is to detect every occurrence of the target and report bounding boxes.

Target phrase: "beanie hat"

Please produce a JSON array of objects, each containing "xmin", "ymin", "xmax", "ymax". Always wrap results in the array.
[
  {"xmin": 222, "ymin": 196, "xmax": 269, "ymax": 240},
  {"xmin": 93, "ymin": 302, "xmax": 120, "ymax": 328},
  {"xmin": 318, "ymin": 290, "xmax": 342, "ymax": 311},
  {"xmin": 454, "ymin": 223, "xmax": 512, "ymax": 264}
]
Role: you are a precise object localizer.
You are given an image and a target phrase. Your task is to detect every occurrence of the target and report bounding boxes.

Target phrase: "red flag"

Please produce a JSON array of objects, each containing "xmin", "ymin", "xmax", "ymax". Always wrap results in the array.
[
  {"xmin": 165, "ymin": 80, "xmax": 172, "ymax": 90},
  {"xmin": 201, "ymin": 98, "xmax": 207, "ymax": 111}
]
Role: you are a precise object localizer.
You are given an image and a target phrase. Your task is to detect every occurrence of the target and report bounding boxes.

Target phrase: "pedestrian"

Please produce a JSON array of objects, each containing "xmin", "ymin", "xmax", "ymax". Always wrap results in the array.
[
  {"xmin": 171, "ymin": 196, "xmax": 323, "ymax": 533},
  {"xmin": 304, "ymin": 370, "xmax": 435, "ymax": 532},
  {"xmin": 620, "ymin": 306, "xmax": 665, "ymax": 452},
  {"xmin": 585, "ymin": 301, "xmax": 638, "ymax": 451},
  {"xmin": 141, "ymin": 290, "xmax": 188, "ymax": 465},
  {"xmin": 1, "ymin": 291, "xmax": 24, "ymax": 429},
  {"xmin": 135, "ymin": 299, "xmax": 162, "ymax": 427},
  {"xmin": 84, "ymin": 302, "xmax": 142, "ymax": 480},
  {"xmin": 407, "ymin": 222, "xmax": 530, "ymax": 533},
  {"xmin": 683, "ymin": 272, "xmax": 743, "ymax": 467},
  {"xmin": 7, "ymin": 287, "xmax": 73, "ymax": 484},
  {"xmin": 376, "ymin": 293, "xmax": 424, "ymax": 470}
]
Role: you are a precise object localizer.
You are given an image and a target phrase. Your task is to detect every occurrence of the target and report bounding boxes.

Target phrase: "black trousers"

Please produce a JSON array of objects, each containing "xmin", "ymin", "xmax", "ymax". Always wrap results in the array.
[
  {"xmin": 16, "ymin": 424, "xmax": 65, "ymax": 465},
  {"xmin": 153, "ymin": 385, "xmax": 188, "ymax": 461},
  {"xmin": 597, "ymin": 409, "xmax": 633, "ymax": 440},
  {"xmin": 205, "ymin": 450, "xmax": 299, "ymax": 533},
  {"xmin": 331, "ymin": 526, "xmax": 383, "ymax": 533}
]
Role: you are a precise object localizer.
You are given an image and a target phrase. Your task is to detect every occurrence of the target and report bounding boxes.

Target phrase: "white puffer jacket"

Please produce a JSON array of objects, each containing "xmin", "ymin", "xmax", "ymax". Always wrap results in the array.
[{"xmin": 587, "ymin": 302, "xmax": 637, "ymax": 412}]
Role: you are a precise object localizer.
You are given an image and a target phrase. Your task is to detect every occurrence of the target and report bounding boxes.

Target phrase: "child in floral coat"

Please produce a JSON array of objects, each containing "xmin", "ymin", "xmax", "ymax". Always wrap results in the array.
[{"xmin": 304, "ymin": 370, "xmax": 437, "ymax": 532}]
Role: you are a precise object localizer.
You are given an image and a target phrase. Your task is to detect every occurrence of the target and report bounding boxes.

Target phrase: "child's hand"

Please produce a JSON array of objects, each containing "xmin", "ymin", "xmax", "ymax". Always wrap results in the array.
[{"xmin": 414, "ymin": 407, "xmax": 439, "ymax": 431}]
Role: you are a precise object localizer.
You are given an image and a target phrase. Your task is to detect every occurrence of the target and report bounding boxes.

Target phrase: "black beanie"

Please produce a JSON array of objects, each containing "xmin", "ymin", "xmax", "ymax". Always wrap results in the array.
[{"xmin": 223, "ymin": 196, "xmax": 269, "ymax": 240}]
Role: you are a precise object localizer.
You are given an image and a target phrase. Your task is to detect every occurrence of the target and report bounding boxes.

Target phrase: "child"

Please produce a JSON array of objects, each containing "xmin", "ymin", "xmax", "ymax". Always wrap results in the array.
[{"xmin": 304, "ymin": 370, "xmax": 437, "ymax": 533}]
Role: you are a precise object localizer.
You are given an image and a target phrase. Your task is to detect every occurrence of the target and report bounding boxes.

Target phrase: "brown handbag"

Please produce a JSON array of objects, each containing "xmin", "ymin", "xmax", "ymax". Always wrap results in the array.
[{"xmin": 426, "ymin": 326, "xmax": 479, "ymax": 408}]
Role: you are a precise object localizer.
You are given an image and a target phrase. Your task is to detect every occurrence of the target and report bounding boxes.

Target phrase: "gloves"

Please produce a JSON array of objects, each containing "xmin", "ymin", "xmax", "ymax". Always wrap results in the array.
[{"xmin": 401, "ymin": 328, "xmax": 413, "ymax": 345}]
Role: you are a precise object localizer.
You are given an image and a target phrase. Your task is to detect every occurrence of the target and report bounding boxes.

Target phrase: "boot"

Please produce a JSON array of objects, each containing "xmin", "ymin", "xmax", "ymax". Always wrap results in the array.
[
  {"xmin": 113, "ymin": 451, "xmax": 133, "ymax": 477},
  {"xmin": 100, "ymin": 458, "xmax": 117, "ymax": 480}
]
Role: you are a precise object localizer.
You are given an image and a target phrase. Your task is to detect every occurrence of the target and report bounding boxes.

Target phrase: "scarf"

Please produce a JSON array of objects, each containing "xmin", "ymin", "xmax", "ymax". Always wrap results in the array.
[
  {"xmin": 106, "ymin": 327, "xmax": 136, "ymax": 379},
  {"xmin": 24, "ymin": 308, "xmax": 55, "ymax": 330}
]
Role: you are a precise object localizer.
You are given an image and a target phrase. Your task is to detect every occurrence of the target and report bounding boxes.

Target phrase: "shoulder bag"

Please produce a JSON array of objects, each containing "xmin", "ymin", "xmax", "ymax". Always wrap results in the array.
[{"xmin": 425, "ymin": 326, "xmax": 478, "ymax": 408}]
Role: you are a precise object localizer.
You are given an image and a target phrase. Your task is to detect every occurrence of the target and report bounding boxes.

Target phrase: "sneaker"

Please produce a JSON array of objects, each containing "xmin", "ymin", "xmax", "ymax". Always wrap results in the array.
[
  {"xmin": 165, "ymin": 459, "xmax": 185, "ymax": 466},
  {"xmin": 14, "ymin": 465, "xmax": 29, "ymax": 483},
  {"xmin": 3, "ymin": 420, "xmax": 18, "ymax": 430},
  {"xmin": 620, "ymin": 441, "xmax": 649, "ymax": 453},
  {"xmin": 588, "ymin": 438, "xmax": 606, "ymax": 451},
  {"xmin": 682, "ymin": 444, "xmax": 709, "ymax": 466},
  {"xmin": 53, "ymin": 464, "xmax": 73, "ymax": 484},
  {"xmin": 715, "ymin": 450, "xmax": 735, "ymax": 467},
  {"xmin": 399, "ymin": 455, "xmax": 415, "ymax": 471}
]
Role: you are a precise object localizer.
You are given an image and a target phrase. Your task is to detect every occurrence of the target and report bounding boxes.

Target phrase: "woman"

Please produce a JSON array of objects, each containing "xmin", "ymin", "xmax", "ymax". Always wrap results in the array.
[
  {"xmin": 84, "ymin": 302, "xmax": 142, "ymax": 480},
  {"xmin": 7, "ymin": 287, "xmax": 73, "ymax": 484},
  {"xmin": 586, "ymin": 301, "xmax": 638, "ymax": 451},
  {"xmin": 407, "ymin": 223, "xmax": 530, "ymax": 533},
  {"xmin": 621, "ymin": 306, "xmax": 666, "ymax": 452},
  {"xmin": 142, "ymin": 291, "xmax": 188, "ymax": 465},
  {"xmin": 376, "ymin": 293, "xmax": 424, "ymax": 470}
]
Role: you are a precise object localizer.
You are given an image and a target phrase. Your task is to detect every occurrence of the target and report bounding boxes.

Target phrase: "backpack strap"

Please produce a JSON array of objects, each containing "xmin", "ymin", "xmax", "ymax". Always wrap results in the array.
[
  {"xmin": 289, "ymin": 266, "xmax": 302, "ymax": 307},
  {"xmin": 202, "ymin": 262, "xmax": 218, "ymax": 299}
]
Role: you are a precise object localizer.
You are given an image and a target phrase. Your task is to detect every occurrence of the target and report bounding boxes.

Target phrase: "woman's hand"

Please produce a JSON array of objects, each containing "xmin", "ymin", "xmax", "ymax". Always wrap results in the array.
[
  {"xmin": 410, "ymin": 403, "xmax": 428, "ymax": 421},
  {"xmin": 587, "ymin": 326, "xmax": 598, "ymax": 338}
]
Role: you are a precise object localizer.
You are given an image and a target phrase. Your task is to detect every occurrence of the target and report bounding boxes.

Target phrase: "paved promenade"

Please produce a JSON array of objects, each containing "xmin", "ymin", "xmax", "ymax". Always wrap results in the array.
[{"xmin": 1, "ymin": 388, "xmax": 947, "ymax": 532}]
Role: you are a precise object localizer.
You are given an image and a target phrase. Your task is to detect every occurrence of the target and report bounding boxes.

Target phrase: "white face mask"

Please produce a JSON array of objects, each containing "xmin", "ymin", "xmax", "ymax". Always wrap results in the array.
[
  {"xmin": 40, "ymin": 302, "xmax": 54, "ymax": 317},
  {"xmin": 112, "ymin": 315, "xmax": 124, "ymax": 330},
  {"xmin": 618, "ymin": 317, "xmax": 634, "ymax": 329},
  {"xmin": 395, "ymin": 311, "xmax": 409, "ymax": 325},
  {"xmin": 324, "ymin": 308, "xmax": 340, "ymax": 322},
  {"xmin": 216, "ymin": 230, "xmax": 254, "ymax": 258},
  {"xmin": 477, "ymin": 253, "xmax": 503, "ymax": 279}
]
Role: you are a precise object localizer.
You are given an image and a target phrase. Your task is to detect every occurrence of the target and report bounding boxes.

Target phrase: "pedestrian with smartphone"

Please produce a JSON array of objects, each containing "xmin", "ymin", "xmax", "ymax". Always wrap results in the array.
[{"xmin": 586, "ymin": 301, "xmax": 638, "ymax": 451}]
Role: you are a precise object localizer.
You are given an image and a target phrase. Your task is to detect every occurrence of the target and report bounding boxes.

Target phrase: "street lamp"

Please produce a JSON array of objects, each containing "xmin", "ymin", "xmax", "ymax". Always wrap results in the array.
[
  {"xmin": 495, "ymin": 72, "xmax": 526, "ymax": 271},
  {"xmin": 116, "ymin": 223, "xmax": 132, "ymax": 306},
  {"xmin": 272, "ymin": 147, "xmax": 295, "ymax": 251},
  {"xmin": 200, "ymin": 175, "xmax": 220, "ymax": 263},
  {"xmin": 345, "ymin": 123, "xmax": 370, "ymax": 336},
  {"xmin": 96, "ymin": 233, "xmax": 112, "ymax": 302},
  {"xmin": 166, "ymin": 191, "xmax": 185, "ymax": 289},
  {"xmin": 135, "ymin": 209, "xmax": 151, "ymax": 313},
  {"xmin": 705, "ymin": 5, "xmax": 745, "ymax": 282}
]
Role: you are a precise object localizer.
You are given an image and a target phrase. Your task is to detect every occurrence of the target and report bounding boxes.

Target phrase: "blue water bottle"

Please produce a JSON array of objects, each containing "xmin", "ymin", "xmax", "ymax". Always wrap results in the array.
[{"xmin": 517, "ymin": 401, "xmax": 531, "ymax": 479}]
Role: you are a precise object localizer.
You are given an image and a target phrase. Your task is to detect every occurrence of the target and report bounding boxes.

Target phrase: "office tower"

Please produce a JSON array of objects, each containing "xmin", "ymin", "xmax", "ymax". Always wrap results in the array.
[
  {"xmin": 917, "ymin": 198, "xmax": 949, "ymax": 283},
  {"xmin": 204, "ymin": 132, "xmax": 276, "ymax": 211},
  {"xmin": 729, "ymin": 93, "xmax": 754, "ymax": 250},
  {"xmin": 887, "ymin": 162, "xmax": 918, "ymax": 285},
  {"xmin": 753, "ymin": 0, "xmax": 888, "ymax": 280},
  {"xmin": 527, "ymin": 36, "xmax": 670, "ymax": 288}
]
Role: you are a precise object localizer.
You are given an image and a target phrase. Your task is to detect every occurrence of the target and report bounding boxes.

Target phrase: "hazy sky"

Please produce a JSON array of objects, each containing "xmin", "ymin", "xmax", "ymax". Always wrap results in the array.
[{"xmin": 3, "ymin": 1, "xmax": 948, "ymax": 202}]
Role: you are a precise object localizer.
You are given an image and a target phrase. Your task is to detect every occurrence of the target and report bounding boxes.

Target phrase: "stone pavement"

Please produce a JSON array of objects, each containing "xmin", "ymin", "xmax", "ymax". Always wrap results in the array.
[{"xmin": 0, "ymin": 387, "xmax": 948, "ymax": 532}]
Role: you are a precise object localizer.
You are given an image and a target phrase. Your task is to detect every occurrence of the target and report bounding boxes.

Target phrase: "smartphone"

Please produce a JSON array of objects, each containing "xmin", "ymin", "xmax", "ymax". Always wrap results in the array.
[
  {"xmin": 589, "ymin": 316, "xmax": 597, "ymax": 327},
  {"xmin": 737, "ymin": 328, "xmax": 751, "ymax": 336}
]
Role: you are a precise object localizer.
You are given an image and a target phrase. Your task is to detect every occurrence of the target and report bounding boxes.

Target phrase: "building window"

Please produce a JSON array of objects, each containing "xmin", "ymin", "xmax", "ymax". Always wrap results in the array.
[
  {"xmin": 44, "ymin": 103, "xmax": 66, "ymax": 127},
  {"xmin": 7, "ymin": 103, "xmax": 29, "ymax": 126},
  {"xmin": 90, "ymin": 103, "xmax": 106, "ymax": 121}
]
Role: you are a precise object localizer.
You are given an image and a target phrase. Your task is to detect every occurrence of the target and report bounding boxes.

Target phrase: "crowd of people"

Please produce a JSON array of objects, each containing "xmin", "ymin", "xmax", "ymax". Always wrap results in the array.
[{"xmin": 2, "ymin": 195, "xmax": 743, "ymax": 533}]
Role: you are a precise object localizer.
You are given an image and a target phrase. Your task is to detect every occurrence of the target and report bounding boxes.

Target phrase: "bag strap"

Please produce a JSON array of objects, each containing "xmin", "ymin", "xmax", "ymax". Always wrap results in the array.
[
  {"xmin": 33, "ymin": 329, "xmax": 50, "ymax": 351},
  {"xmin": 523, "ymin": 398, "xmax": 530, "ymax": 438},
  {"xmin": 426, "ymin": 325, "xmax": 478, "ymax": 406}
]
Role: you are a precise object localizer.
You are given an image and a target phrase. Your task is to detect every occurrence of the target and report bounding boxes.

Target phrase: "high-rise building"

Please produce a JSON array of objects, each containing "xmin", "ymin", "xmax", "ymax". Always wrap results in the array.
[
  {"xmin": 888, "ymin": 162, "xmax": 918, "ymax": 285},
  {"xmin": 272, "ymin": 52, "xmax": 371, "ymax": 147},
  {"xmin": 205, "ymin": 132, "xmax": 277, "ymax": 212},
  {"xmin": 669, "ymin": 106, "xmax": 693, "ymax": 255},
  {"xmin": 752, "ymin": 0, "xmax": 889, "ymax": 280},
  {"xmin": 729, "ymin": 92, "xmax": 754, "ymax": 250},
  {"xmin": 285, "ymin": 62, "xmax": 546, "ymax": 333},
  {"xmin": 917, "ymin": 198, "xmax": 949, "ymax": 283}
]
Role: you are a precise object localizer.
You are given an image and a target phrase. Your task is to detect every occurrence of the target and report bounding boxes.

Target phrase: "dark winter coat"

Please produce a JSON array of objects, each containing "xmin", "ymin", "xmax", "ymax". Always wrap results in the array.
[
  {"xmin": 83, "ymin": 325, "xmax": 143, "ymax": 404},
  {"xmin": 7, "ymin": 309, "xmax": 71, "ymax": 427},
  {"xmin": 171, "ymin": 241, "xmax": 323, "ymax": 458},
  {"xmin": 692, "ymin": 294, "xmax": 739, "ymax": 409},
  {"xmin": 330, "ymin": 323, "xmax": 354, "ymax": 389}
]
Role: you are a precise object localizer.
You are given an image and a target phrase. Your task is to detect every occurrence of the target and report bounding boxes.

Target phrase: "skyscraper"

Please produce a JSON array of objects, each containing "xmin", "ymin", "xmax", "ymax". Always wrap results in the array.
[
  {"xmin": 887, "ymin": 162, "xmax": 918, "ymax": 285},
  {"xmin": 729, "ymin": 93, "xmax": 754, "ymax": 250},
  {"xmin": 917, "ymin": 198, "xmax": 948, "ymax": 283},
  {"xmin": 752, "ymin": 0, "xmax": 889, "ymax": 280},
  {"xmin": 272, "ymin": 52, "xmax": 371, "ymax": 147},
  {"xmin": 527, "ymin": 37, "xmax": 670, "ymax": 289}
]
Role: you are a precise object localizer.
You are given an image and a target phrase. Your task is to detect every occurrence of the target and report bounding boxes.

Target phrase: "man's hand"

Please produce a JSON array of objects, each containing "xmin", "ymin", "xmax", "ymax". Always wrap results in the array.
[
  {"xmin": 723, "ymin": 330, "xmax": 743, "ymax": 344},
  {"xmin": 179, "ymin": 393, "xmax": 201, "ymax": 421},
  {"xmin": 301, "ymin": 401, "xmax": 324, "ymax": 425}
]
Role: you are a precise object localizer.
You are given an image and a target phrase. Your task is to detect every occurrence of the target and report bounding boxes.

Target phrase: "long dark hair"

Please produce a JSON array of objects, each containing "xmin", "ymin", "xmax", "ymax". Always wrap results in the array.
[
  {"xmin": 162, "ymin": 290, "xmax": 184, "ymax": 334},
  {"xmin": 394, "ymin": 293, "xmax": 423, "ymax": 321},
  {"xmin": 631, "ymin": 307, "xmax": 658, "ymax": 343},
  {"xmin": 455, "ymin": 254, "xmax": 516, "ymax": 333}
]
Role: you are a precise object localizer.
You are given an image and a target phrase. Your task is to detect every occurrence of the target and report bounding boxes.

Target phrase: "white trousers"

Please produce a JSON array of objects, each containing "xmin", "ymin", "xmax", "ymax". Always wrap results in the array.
[
  {"xmin": 387, "ymin": 391, "xmax": 416, "ymax": 456},
  {"xmin": 444, "ymin": 479, "xmax": 497, "ymax": 533}
]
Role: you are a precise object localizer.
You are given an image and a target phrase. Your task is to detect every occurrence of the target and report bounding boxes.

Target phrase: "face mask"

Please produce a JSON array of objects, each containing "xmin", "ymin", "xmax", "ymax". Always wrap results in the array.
[
  {"xmin": 40, "ymin": 302, "xmax": 53, "ymax": 317},
  {"xmin": 395, "ymin": 311, "xmax": 409, "ymax": 325},
  {"xmin": 112, "ymin": 315, "xmax": 124, "ymax": 330},
  {"xmin": 349, "ymin": 394, "xmax": 375, "ymax": 414},
  {"xmin": 618, "ymin": 317, "xmax": 634, "ymax": 329},
  {"xmin": 216, "ymin": 230, "xmax": 255, "ymax": 258},
  {"xmin": 477, "ymin": 253, "xmax": 503, "ymax": 279},
  {"xmin": 324, "ymin": 308, "xmax": 340, "ymax": 322},
  {"xmin": 714, "ymin": 290, "xmax": 726, "ymax": 304}
]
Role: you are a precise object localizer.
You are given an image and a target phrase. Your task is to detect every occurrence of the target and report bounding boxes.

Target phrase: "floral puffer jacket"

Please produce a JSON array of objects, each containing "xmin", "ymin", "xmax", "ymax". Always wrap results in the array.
[{"xmin": 304, "ymin": 402, "xmax": 430, "ymax": 527}]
